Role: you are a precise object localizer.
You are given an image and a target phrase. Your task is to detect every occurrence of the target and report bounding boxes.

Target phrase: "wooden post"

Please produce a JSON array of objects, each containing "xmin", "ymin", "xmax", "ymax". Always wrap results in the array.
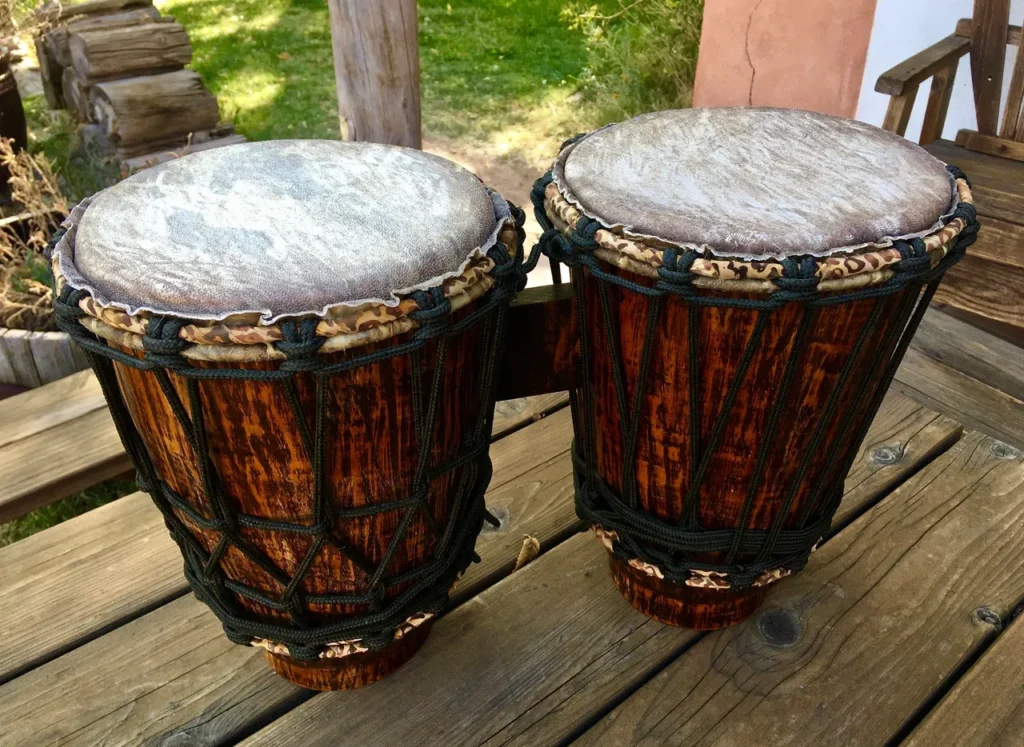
[{"xmin": 326, "ymin": 0, "xmax": 421, "ymax": 149}]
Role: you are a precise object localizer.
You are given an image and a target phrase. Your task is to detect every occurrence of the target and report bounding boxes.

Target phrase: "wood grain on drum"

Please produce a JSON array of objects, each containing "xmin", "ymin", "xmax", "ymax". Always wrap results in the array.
[
  {"xmin": 108, "ymin": 314, "xmax": 487, "ymax": 689},
  {"xmin": 580, "ymin": 260, "xmax": 919, "ymax": 629}
]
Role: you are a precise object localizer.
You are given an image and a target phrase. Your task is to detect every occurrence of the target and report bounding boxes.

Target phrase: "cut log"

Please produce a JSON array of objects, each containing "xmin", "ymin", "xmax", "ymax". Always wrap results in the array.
[
  {"xmin": 92, "ymin": 70, "xmax": 219, "ymax": 158},
  {"xmin": 45, "ymin": 7, "xmax": 166, "ymax": 72},
  {"xmin": 33, "ymin": 36, "xmax": 64, "ymax": 109},
  {"xmin": 123, "ymin": 133, "xmax": 247, "ymax": 172},
  {"xmin": 35, "ymin": 0, "xmax": 153, "ymax": 25},
  {"xmin": 70, "ymin": 22, "xmax": 191, "ymax": 82},
  {"xmin": 61, "ymin": 66, "xmax": 92, "ymax": 122},
  {"xmin": 43, "ymin": 27, "xmax": 71, "ymax": 68}
]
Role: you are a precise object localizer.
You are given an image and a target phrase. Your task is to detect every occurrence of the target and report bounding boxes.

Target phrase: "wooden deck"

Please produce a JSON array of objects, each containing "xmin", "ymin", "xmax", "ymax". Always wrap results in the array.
[{"xmin": 1, "ymin": 309, "xmax": 1024, "ymax": 745}]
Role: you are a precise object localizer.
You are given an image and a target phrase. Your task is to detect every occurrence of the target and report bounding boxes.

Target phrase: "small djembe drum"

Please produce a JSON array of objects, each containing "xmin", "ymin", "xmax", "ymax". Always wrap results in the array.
[
  {"xmin": 535, "ymin": 108, "xmax": 979, "ymax": 630},
  {"xmin": 51, "ymin": 140, "xmax": 526, "ymax": 690}
]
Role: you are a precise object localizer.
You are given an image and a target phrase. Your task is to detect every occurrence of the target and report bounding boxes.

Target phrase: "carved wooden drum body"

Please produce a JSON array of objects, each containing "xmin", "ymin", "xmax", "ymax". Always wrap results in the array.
[
  {"xmin": 52, "ymin": 140, "xmax": 525, "ymax": 690},
  {"xmin": 535, "ymin": 108, "xmax": 979, "ymax": 629}
]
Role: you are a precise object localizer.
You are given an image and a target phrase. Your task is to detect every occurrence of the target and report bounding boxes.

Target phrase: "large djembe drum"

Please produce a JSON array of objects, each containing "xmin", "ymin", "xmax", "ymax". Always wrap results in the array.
[
  {"xmin": 51, "ymin": 140, "xmax": 526, "ymax": 690},
  {"xmin": 534, "ymin": 108, "xmax": 979, "ymax": 630}
]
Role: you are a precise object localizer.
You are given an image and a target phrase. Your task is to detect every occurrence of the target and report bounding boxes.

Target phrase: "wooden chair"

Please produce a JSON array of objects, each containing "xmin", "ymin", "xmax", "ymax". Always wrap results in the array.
[{"xmin": 875, "ymin": 0, "xmax": 1024, "ymax": 347}]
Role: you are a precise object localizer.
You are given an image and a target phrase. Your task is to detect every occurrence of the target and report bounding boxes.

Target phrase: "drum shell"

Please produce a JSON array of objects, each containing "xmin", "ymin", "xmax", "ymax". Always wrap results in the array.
[
  {"xmin": 577, "ymin": 258, "xmax": 914, "ymax": 563},
  {"xmin": 108, "ymin": 306, "xmax": 487, "ymax": 628}
]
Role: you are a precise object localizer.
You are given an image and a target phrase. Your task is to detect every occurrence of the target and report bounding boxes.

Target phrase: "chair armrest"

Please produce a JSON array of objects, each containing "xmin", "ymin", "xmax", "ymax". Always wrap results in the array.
[{"xmin": 876, "ymin": 34, "xmax": 971, "ymax": 96}]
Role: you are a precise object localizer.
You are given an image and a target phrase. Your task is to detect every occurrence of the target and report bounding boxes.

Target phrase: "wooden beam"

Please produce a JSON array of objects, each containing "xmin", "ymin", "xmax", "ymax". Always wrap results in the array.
[
  {"xmin": 875, "ymin": 34, "xmax": 970, "ymax": 96},
  {"xmin": 326, "ymin": 0, "xmax": 421, "ymax": 148},
  {"xmin": 955, "ymin": 127, "xmax": 1024, "ymax": 161},
  {"xmin": 956, "ymin": 17, "xmax": 1021, "ymax": 45},
  {"xmin": 496, "ymin": 283, "xmax": 578, "ymax": 401},
  {"xmin": 920, "ymin": 61, "xmax": 958, "ymax": 144},
  {"xmin": 881, "ymin": 87, "xmax": 919, "ymax": 136},
  {"xmin": 970, "ymin": 0, "xmax": 1012, "ymax": 135}
]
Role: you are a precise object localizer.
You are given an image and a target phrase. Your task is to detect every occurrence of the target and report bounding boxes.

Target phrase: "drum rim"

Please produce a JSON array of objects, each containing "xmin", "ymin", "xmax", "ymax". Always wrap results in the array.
[
  {"xmin": 542, "ymin": 177, "xmax": 974, "ymax": 294},
  {"xmin": 51, "ymin": 202, "xmax": 521, "ymax": 363},
  {"xmin": 551, "ymin": 108, "xmax": 960, "ymax": 261}
]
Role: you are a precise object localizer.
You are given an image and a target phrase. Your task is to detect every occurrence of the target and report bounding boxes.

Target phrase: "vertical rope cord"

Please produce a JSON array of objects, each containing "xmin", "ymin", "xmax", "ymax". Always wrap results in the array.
[
  {"xmin": 620, "ymin": 295, "xmax": 664, "ymax": 509},
  {"xmin": 725, "ymin": 306, "xmax": 815, "ymax": 565},
  {"xmin": 678, "ymin": 311, "xmax": 769, "ymax": 526}
]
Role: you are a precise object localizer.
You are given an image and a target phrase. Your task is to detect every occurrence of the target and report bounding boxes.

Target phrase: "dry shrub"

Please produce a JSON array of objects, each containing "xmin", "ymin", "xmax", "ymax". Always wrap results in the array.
[
  {"xmin": 562, "ymin": 0, "xmax": 704, "ymax": 119},
  {"xmin": 0, "ymin": 135, "xmax": 69, "ymax": 330}
]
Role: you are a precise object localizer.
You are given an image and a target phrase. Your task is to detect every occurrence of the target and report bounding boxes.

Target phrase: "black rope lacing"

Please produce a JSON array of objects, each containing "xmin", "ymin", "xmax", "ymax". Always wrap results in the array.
[
  {"xmin": 532, "ymin": 160, "xmax": 978, "ymax": 589},
  {"xmin": 52, "ymin": 203, "xmax": 536, "ymax": 660}
]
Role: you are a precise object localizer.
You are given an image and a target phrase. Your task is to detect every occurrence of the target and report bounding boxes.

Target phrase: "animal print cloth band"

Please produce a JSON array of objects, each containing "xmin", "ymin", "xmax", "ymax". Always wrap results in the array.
[
  {"xmin": 252, "ymin": 611, "xmax": 435, "ymax": 661},
  {"xmin": 594, "ymin": 527, "xmax": 796, "ymax": 590},
  {"xmin": 544, "ymin": 179, "xmax": 973, "ymax": 294}
]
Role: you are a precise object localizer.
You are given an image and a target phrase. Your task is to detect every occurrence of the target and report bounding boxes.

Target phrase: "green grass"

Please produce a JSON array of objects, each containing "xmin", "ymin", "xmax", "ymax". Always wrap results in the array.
[
  {"xmin": 22, "ymin": 95, "xmax": 120, "ymax": 203},
  {"xmin": 155, "ymin": 0, "xmax": 616, "ymax": 157},
  {"xmin": 0, "ymin": 479, "xmax": 137, "ymax": 547}
]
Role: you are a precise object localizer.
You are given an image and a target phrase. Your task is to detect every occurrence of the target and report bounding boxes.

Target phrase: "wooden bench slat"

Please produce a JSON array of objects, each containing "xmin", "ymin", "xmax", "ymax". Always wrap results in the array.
[
  {"xmin": 0, "ymin": 406, "xmax": 133, "ymax": 523},
  {"xmin": 0, "ymin": 404, "xmax": 575, "ymax": 684},
  {"xmin": 895, "ymin": 345, "xmax": 1024, "ymax": 451},
  {"xmin": 906, "ymin": 612, "xmax": 1024, "ymax": 745},
  {"xmin": 0, "ymin": 394, "xmax": 958, "ymax": 746},
  {"xmin": 0, "ymin": 362, "xmax": 566, "ymax": 522},
  {"xmin": 0, "ymin": 370, "xmax": 104, "ymax": 450},
  {"xmin": 571, "ymin": 431, "xmax": 1024, "ymax": 747}
]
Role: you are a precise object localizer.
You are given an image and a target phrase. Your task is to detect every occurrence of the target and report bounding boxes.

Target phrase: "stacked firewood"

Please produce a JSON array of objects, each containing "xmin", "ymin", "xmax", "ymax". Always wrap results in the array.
[{"xmin": 34, "ymin": 0, "xmax": 245, "ymax": 170}]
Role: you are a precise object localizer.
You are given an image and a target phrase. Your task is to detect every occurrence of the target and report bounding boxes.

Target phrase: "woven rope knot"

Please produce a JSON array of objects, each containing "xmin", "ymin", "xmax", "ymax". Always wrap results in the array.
[
  {"xmin": 45, "ymin": 227, "xmax": 67, "ymax": 261},
  {"xmin": 774, "ymin": 256, "xmax": 820, "ymax": 291},
  {"xmin": 54, "ymin": 287, "xmax": 88, "ymax": 323},
  {"xmin": 657, "ymin": 247, "xmax": 698, "ymax": 286},
  {"xmin": 946, "ymin": 163, "xmax": 971, "ymax": 187},
  {"xmin": 143, "ymin": 317, "xmax": 189, "ymax": 369},
  {"xmin": 894, "ymin": 239, "xmax": 931, "ymax": 273},
  {"xmin": 275, "ymin": 318, "xmax": 325, "ymax": 372},
  {"xmin": 570, "ymin": 216, "xmax": 601, "ymax": 250}
]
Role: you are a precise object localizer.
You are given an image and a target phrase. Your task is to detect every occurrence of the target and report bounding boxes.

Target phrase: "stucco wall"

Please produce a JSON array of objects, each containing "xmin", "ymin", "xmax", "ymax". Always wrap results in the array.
[{"xmin": 692, "ymin": 0, "xmax": 878, "ymax": 117}]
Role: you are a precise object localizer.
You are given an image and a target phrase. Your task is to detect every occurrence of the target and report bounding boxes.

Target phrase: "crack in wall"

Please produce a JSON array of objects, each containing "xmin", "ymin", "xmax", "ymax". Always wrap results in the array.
[{"xmin": 743, "ymin": 0, "xmax": 767, "ymax": 105}]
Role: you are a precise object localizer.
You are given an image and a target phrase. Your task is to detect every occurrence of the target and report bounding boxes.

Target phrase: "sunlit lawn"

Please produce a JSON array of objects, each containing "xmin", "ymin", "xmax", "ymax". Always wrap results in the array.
[{"xmin": 155, "ymin": 0, "xmax": 614, "ymax": 157}]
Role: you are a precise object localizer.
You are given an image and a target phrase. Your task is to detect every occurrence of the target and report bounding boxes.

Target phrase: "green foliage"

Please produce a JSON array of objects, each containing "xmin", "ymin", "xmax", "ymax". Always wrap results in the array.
[
  {"xmin": 561, "ymin": 0, "xmax": 704, "ymax": 119},
  {"xmin": 0, "ymin": 478, "xmax": 137, "ymax": 547},
  {"xmin": 22, "ymin": 95, "xmax": 119, "ymax": 203}
]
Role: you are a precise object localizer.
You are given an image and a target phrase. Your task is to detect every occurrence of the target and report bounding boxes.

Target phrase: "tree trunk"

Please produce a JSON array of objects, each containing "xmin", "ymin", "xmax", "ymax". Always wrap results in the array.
[
  {"xmin": 327, "ymin": 0, "xmax": 421, "ymax": 148},
  {"xmin": 70, "ymin": 22, "xmax": 191, "ymax": 81}
]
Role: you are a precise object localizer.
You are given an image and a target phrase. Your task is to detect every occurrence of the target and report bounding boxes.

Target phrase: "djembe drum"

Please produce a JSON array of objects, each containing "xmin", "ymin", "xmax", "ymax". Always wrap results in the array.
[
  {"xmin": 534, "ymin": 108, "xmax": 978, "ymax": 630},
  {"xmin": 51, "ymin": 140, "xmax": 526, "ymax": 690}
]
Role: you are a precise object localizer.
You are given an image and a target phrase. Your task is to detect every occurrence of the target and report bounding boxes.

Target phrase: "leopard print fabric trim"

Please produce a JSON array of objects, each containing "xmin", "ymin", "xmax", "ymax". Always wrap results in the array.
[
  {"xmin": 545, "ymin": 179, "xmax": 972, "ymax": 291},
  {"xmin": 251, "ymin": 610, "xmax": 435, "ymax": 661},
  {"xmin": 594, "ymin": 527, "xmax": 794, "ymax": 590},
  {"xmin": 55, "ymin": 223, "xmax": 516, "ymax": 361}
]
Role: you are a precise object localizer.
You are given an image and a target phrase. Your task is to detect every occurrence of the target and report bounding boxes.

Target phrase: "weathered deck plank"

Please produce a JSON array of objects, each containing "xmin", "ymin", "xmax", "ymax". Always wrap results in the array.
[
  {"xmin": 231, "ymin": 401, "xmax": 961, "ymax": 747},
  {"xmin": 573, "ymin": 432, "xmax": 1024, "ymax": 747},
  {"xmin": 905, "ymin": 613, "xmax": 1024, "ymax": 745},
  {"xmin": 0, "ymin": 400, "xmax": 572, "ymax": 683}
]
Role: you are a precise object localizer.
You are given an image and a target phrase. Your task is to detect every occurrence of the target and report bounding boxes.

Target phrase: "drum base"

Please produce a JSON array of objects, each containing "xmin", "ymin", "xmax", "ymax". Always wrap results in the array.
[
  {"xmin": 263, "ymin": 621, "xmax": 433, "ymax": 691},
  {"xmin": 609, "ymin": 555, "xmax": 766, "ymax": 630}
]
